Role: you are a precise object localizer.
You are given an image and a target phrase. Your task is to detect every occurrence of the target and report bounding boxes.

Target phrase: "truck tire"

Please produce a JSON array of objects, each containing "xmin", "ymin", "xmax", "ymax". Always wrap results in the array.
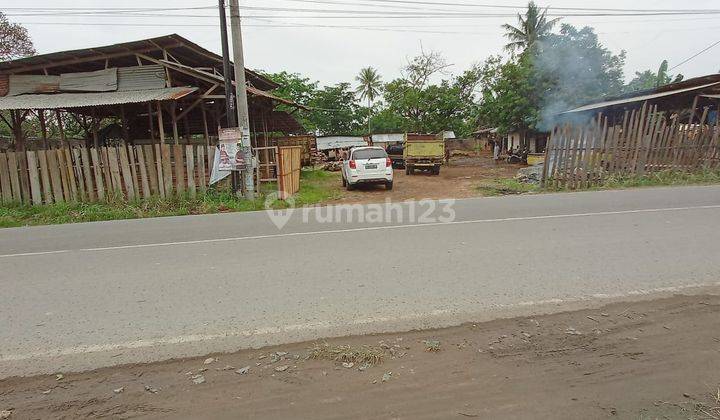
[
  {"xmin": 433, "ymin": 165, "xmax": 441, "ymax": 175},
  {"xmin": 405, "ymin": 165, "xmax": 410, "ymax": 175},
  {"xmin": 408, "ymin": 165, "xmax": 415, "ymax": 175},
  {"xmin": 385, "ymin": 180, "xmax": 393, "ymax": 190}
]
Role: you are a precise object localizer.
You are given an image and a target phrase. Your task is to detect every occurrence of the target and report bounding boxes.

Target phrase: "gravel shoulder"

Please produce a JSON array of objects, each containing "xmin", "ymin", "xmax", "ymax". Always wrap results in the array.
[{"xmin": 2, "ymin": 292, "xmax": 719, "ymax": 419}]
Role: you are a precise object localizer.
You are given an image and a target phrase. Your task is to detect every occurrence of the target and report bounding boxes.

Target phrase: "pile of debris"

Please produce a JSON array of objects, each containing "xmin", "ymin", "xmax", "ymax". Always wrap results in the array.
[
  {"xmin": 311, "ymin": 151, "xmax": 328, "ymax": 166},
  {"xmin": 323, "ymin": 161, "xmax": 342, "ymax": 171},
  {"xmin": 516, "ymin": 164, "xmax": 544, "ymax": 184}
]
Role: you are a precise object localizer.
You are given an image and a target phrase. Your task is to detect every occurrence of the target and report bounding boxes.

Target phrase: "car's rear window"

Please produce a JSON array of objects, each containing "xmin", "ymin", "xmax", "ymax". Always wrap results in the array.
[{"xmin": 352, "ymin": 149, "xmax": 387, "ymax": 160}]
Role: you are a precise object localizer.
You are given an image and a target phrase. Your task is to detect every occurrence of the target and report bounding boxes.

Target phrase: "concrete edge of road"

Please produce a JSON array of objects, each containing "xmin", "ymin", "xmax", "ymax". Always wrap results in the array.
[
  {"xmin": 3, "ymin": 282, "xmax": 719, "ymax": 380},
  {"xmin": 5, "ymin": 183, "xmax": 719, "ymax": 232}
]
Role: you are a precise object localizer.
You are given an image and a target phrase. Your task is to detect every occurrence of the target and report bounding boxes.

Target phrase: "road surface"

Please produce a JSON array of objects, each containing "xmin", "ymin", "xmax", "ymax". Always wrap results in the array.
[{"xmin": 2, "ymin": 185, "xmax": 720, "ymax": 378}]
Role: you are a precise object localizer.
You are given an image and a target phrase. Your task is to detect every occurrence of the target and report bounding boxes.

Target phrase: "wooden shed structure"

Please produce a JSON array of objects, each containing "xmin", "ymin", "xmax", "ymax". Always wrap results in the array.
[{"xmin": 0, "ymin": 34, "xmax": 305, "ymax": 151}]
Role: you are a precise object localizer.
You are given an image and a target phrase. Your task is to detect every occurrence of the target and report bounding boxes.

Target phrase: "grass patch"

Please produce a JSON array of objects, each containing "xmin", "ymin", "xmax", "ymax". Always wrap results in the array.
[
  {"xmin": 479, "ymin": 169, "xmax": 720, "ymax": 197},
  {"xmin": 477, "ymin": 178, "xmax": 541, "ymax": 196},
  {"xmin": 584, "ymin": 169, "xmax": 720, "ymax": 190},
  {"xmin": 309, "ymin": 342, "xmax": 385, "ymax": 366},
  {"xmin": 0, "ymin": 168, "xmax": 342, "ymax": 228}
]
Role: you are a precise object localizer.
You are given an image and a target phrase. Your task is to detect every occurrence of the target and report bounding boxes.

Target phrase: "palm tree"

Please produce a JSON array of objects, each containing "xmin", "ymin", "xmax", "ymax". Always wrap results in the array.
[
  {"xmin": 502, "ymin": 1, "xmax": 560, "ymax": 54},
  {"xmin": 355, "ymin": 67, "xmax": 383, "ymax": 134}
]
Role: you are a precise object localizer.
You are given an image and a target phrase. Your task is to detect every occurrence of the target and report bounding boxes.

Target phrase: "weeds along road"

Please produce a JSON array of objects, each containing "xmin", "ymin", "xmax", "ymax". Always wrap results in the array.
[{"xmin": 1, "ymin": 185, "xmax": 720, "ymax": 378}]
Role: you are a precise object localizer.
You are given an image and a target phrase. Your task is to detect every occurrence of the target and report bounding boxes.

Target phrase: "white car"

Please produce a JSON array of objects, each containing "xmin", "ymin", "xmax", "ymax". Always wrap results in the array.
[{"xmin": 341, "ymin": 146, "xmax": 393, "ymax": 190}]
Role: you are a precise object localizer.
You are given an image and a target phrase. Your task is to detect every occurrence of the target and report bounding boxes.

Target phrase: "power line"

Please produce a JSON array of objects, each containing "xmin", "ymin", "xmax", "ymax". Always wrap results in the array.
[
  {"xmin": 668, "ymin": 38, "xmax": 720, "ymax": 71},
  {"xmin": 276, "ymin": 0, "xmax": 720, "ymax": 14}
]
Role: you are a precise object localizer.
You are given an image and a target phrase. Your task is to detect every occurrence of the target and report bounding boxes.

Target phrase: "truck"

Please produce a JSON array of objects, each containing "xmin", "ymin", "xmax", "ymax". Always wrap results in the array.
[{"xmin": 403, "ymin": 133, "xmax": 444, "ymax": 175}]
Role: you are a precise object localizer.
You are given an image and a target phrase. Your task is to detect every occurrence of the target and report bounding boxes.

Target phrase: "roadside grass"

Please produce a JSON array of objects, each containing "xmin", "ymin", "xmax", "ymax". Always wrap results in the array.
[
  {"xmin": 477, "ymin": 169, "xmax": 720, "ymax": 197},
  {"xmin": 0, "ymin": 168, "xmax": 341, "ymax": 228},
  {"xmin": 309, "ymin": 342, "xmax": 385, "ymax": 366}
]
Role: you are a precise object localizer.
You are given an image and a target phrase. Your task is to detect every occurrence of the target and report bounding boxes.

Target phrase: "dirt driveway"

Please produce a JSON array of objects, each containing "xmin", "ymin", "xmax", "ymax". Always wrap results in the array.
[
  {"xmin": 2, "ymin": 292, "xmax": 719, "ymax": 419},
  {"xmin": 331, "ymin": 151, "xmax": 521, "ymax": 205}
]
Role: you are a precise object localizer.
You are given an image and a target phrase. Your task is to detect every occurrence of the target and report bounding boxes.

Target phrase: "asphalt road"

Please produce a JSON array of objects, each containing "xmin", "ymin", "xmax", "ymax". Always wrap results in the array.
[{"xmin": 2, "ymin": 185, "xmax": 720, "ymax": 378}]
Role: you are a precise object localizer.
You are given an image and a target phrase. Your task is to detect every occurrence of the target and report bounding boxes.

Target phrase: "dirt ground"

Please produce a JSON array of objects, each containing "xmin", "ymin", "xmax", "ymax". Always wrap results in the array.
[
  {"xmin": 331, "ymin": 150, "xmax": 521, "ymax": 205},
  {"xmin": 2, "ymin": 293, "xmax": 719, "ymax": 420}
]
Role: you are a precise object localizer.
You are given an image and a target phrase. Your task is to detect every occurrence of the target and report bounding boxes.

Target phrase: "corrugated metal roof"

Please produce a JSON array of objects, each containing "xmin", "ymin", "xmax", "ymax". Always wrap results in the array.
[
  {"xmin": 371, "ymin": 133, "xmax": 404, "ymax": 143},
  {"xmin": 117, "ymin": 65, "xmax": 167, "ymax": 91},
  {"xmin": 8, "ymin": 75, "xmax": 59, "ymax": 96},
  {"xmin": 564, "ymin": 81, "xmax": 720, "ymax": 114},
  {"xmin": 316, "ymin": 136, "xmax": 368, "ymax": 151},
  {"xmin": 0, "ymin": 86, "xmax": 197, "ymax": 110},
  {"xmin": 59, "ymin": 68, "xmax": 117, "ymax": 92}
]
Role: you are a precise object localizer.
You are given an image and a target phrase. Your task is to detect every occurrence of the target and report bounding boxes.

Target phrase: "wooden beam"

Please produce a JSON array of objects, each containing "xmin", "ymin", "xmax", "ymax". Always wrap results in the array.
[
  {"xmin": 134, "ymin": 53, "xmax": 220, "ymax": 85},
  {"xmin": 175, "ymin": 84, "xmax": 218, "ymax": 121}
]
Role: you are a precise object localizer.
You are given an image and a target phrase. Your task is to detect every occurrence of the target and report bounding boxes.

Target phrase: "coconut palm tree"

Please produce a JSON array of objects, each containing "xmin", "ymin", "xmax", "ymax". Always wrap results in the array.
[
  {"xmin": 355, "ymin": 67, "xmax": 383, "ymax": 134},
  {"xmin": 502, "ymin": 1, "xmax": 560, "ymax": 54}
]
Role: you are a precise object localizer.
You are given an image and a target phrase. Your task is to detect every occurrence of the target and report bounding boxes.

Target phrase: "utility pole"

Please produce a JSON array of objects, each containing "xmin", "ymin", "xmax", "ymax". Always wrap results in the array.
[
  {"xmin": 229, "ymin": 0, "xmax": 255, "ymax": 199},
  {"xmin": 217, "ymin": 0, "xmax": 239, "ymax": 193}
]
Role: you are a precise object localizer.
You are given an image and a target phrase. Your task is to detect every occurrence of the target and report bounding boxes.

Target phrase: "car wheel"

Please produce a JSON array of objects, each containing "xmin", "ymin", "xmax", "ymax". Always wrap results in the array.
[
  {"xmin": 346, "ymin": 181, "xmax": 354, "ymax": 191},
  {"xmin": 342, "ymin": 176, "xmax": 347, "ymax": 187},
  {"xmin": 386, "ymin": 181, "xmax": 393, "ymax": 190}
]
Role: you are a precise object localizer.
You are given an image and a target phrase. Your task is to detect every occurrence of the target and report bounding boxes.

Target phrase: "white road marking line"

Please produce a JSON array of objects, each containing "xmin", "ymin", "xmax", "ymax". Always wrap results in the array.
[
  {"xmin": 2, "ymin": 204, "xmax": 720, "ymax": 259},
  {"xmin": 2, "ymin": 281, "xmax": 717, "ymax": 363}
]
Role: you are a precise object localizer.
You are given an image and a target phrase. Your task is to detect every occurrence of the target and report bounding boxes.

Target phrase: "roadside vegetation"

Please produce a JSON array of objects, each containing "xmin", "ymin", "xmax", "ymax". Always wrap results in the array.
[
  {"xmin": 477, "ymin": 169, "xmax": 720, "ymax": 197},
  {"xmin": 0, "ymin": 169, "xmax": 341, "ymax": 228}
]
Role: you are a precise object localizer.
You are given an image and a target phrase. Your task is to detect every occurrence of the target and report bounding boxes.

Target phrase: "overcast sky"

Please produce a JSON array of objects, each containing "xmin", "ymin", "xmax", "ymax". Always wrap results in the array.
[{"xmin": 6, "ymin": 0, "xmax": 720, "ymax": 87}]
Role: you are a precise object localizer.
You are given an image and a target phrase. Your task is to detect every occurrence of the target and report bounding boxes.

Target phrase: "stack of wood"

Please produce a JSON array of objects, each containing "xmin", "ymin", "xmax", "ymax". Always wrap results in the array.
[{"xmin": 322, "ymin": 161, "xmax": 342, "ymax": 171}]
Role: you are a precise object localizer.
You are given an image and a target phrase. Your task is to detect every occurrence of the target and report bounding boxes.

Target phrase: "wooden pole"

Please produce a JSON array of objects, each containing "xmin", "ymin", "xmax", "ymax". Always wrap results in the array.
[
  {"xmin": 119, "ymin": 104, "xmax": 130, "ymax": 144},
  {"xmin": 148, "ymin": 103, "xmax": 156, "ymax": 143},
  {"xmin": 55, "ymin": 111, "xmax": 68, "ymax": 149},
  {"xmin": 156, "ymin": 101, "xmax": 166, "ymax": 144},
  {"xmin": 170, "ymin": 103, "xmax": 180, "ymax": 145},
  {"xmin": 38, "ymin": 110, "xmax": 48, "ymax": 150}
]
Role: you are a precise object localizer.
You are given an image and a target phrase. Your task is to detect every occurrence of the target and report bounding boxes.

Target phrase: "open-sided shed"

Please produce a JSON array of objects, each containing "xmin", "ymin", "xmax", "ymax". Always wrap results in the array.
[{"xmin": 0, "ymin": 34, "xmax": 305, "ymax": 151}]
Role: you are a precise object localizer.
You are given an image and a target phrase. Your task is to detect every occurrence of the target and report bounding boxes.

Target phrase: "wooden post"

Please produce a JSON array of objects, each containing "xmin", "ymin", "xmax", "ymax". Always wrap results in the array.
[
  {"xmin": 148, "ymin": 103, "xmax": 156, "ymax": 143},
  {"xmin": 88, "ymin": 110, "xmax": 100, "ymax": 149},
  {"xmin": 170, "ymin": 103, "xmax": 180, "ymax": 145},
  {"xmin": 156, "ymin": 101, "xmax": 166, "ymax": 144},
  {"xmin": 55, "ymin": 111, "xmax": 68, "ymax": 149},
  {"xmin": 201, "ymin": 102, "xmax": 211, "ymax": 169},
  {"xmin": 120, "ymin": 104, "xmax": 130, "ymax": 143},
  {"xmin": 38, "ymin": 110, "xmax": 48, "ymax": 150}
]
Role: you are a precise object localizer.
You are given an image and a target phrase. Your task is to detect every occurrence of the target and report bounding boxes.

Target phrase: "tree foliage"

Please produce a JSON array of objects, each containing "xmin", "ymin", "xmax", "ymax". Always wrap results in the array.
[
  {"xmin": 625, "ymin": 60, "xmax": 684, "ymax": 92},
  {"xmin": 0, "ymin": 12, "xmax": 35, "ymax": 60},
  {"xmin": 502, "ymin": 1, "xmax": 560, "ymax": 54}
]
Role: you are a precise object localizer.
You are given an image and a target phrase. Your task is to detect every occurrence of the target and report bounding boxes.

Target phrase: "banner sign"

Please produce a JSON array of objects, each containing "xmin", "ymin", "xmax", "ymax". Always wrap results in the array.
[{"xmin": 218, "ymin": 127, "xmax": 246, "ymax": 171}]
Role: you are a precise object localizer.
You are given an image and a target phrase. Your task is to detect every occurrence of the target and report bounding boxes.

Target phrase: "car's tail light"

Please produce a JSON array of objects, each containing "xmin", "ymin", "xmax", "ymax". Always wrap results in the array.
[
  {"xmin": 349, "ymin": 160, "xmax": 356, "ymax": 169},
  {"xmin": 386, "ymin": 157, "xmax": 392, "ymax": 167}
]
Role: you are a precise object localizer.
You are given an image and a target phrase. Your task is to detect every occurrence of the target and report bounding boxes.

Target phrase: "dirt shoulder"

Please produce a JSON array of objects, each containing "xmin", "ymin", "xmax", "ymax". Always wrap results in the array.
[{"xmin": 2, "ymin": 293, "xmax": 719, "ymax": 419}]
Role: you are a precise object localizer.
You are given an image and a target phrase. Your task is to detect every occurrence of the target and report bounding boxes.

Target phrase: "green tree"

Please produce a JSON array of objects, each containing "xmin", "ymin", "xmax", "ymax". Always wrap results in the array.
[
  {"xmin": 502, "ymin": 1, "xmax": 560, "ymax": 54},
  {"xmin": 308, "ymin": 83, "xmax": 362, "ymax": 135},
  {"xmin": 625, "ymin": 60, "xmax": 684, "ymax": 92},
  {"xmin": 355, "ymin": 67, "xmax": 383, "ymax": 134},
  {"xmin": 261, "ymin": 71, "xmax": 319, "ymax": 131}
]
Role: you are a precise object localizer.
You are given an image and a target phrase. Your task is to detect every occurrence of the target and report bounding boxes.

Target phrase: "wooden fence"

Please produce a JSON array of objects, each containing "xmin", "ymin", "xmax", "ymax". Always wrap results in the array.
[
  {"xmin": 0, "ymin": 144, "xmax": 305, "ymax": 205},
  {"xmin": 543, "ymin": 104, "xmax": 720, "ymax": 188},
  {"xmin": 0, "ymin": 144, "xmax": 216, "ymax": 205}
]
